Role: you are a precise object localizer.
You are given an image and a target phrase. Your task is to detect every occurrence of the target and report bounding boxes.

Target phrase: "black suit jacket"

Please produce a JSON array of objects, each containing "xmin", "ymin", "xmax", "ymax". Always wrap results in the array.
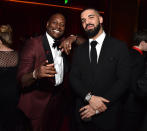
[
  {"xmin": 124, "ymin": 49, "xmax": 146, "ymax": 112},
  {"xmin": 140, "ymin": 112, "xmax": 147, "ymax": 131},
  {"xmin": 69, "ymin": 35, "xmax": 131, "ymax": 130}
]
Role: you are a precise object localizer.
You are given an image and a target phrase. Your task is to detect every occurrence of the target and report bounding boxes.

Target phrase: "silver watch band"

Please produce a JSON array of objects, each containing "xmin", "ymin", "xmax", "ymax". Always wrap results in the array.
[{"xmin": 85, "ymin": 92, "xmax": 92, "ymax": 102}]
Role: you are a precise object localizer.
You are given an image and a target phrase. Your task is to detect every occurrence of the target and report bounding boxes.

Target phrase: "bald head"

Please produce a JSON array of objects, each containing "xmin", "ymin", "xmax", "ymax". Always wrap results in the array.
[{"xmin": 48, "ymin": 13, "xmax": 66, "ymax": 23}]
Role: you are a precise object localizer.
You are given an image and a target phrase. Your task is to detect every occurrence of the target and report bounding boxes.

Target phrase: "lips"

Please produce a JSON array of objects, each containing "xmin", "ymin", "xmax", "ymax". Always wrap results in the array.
[{"xmin": 86, "ymin": 24, "xmax": 94, "ymax": 30}]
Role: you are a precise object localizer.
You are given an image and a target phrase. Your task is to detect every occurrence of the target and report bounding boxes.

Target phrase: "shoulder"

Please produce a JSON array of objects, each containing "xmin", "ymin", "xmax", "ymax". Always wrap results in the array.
[
  {"xmin": 23, "ymin": 35, "xmax": 43, "ymax": 50},
  {"xmin": 27, "ymin": 35, "xmax": 43, "ymax": 45},
  {"xmin": 104, "ymin": 36, "xmax": 129, "ymax": 54},
  {"xmin": 105, "ymin": 36, "xmax": 127, "ymax": 46}
]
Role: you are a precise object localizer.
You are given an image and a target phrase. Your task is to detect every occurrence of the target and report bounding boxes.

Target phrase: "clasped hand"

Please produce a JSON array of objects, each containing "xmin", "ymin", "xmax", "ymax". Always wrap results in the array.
[{"xmin": 79, "ymin": 96, "xmax": 110, "ymax": 120}]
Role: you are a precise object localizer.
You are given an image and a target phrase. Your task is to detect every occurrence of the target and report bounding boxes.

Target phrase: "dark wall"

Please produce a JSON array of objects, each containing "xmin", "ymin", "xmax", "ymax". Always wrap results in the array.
[
  {"xmin": 0, "ymin": 1, "xmax": 83, "ymax": 50},
  {"xmin": 0, "ymin": 0, "xmax": 146, "ymax": 50},
  {"xmin": 138, "ymin": 0, "xmax": 147, "ymax": 30},
  {"xmin": 109, "ymin": 0, "xmax": 139, "ymax": 44}
]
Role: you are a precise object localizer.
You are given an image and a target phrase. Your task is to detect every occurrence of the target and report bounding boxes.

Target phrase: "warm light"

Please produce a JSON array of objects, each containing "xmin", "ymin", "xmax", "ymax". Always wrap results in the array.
[
  {"xmin": 4, "ymin": 0, "xmax": 104, "ymax": 13},
  {"xmin": 4, "ymin": 0, "xmax": 83, "ymax": 10}
]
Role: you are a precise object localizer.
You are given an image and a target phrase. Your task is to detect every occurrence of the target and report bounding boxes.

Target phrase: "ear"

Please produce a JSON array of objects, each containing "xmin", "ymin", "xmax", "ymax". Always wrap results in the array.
[
  {"xmin": 46, "ymin": 21, "xmax": 49, "ymax": 28},
  {"xmin": 99, "ymin": 16, "xmax": 103, "ymax": 24}
]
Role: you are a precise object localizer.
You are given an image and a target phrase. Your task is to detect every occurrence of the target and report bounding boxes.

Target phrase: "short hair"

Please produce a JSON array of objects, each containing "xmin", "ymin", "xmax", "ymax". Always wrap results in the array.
[
  {"xmin": 81, "ymin": 8, "xmax": 101, "ymax": 16},
  {"xmin": 132, "ymin": 29, "xmax": 147, "ymax": 46},
  {"xmin": 47, "ymin": 13, "xmax": 66, "ymax": 23},
  {"xmin": 0, "ymin": 24, "xmax": 13, "ymax": 47}
]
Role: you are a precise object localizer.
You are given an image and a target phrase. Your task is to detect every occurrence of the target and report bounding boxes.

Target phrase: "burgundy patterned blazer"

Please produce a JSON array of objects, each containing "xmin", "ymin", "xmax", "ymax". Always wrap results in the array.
[{"xmin": 17, "ymin": 34, "xmax": 66, "ymax": 119}]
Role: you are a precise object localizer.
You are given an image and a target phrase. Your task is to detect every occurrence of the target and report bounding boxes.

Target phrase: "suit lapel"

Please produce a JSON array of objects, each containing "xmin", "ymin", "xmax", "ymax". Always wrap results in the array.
[
  {"xmin": 97, "ymin": 35, "xmax": 110, "ymax": 65},
  {"xmin": 42, "ymin": 34, "xmax": 54, "ymax": 64},
  {"xmin": 83, "ymin": 41, "xmax": 91, "ymax": 64},
  {"xmin": 42, "ymin": 34, "xmax": 67, "ymax": 74}
]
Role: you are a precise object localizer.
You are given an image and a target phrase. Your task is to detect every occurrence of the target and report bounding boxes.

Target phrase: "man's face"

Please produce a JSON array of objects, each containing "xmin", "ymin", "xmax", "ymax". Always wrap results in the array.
[
  {"xmin": 46, "ymin": 14, "xmax": 65, "ymax": 39},
  {"xmin": 81, "ymin": 9, "xmax": 103, "ymax": 38}
]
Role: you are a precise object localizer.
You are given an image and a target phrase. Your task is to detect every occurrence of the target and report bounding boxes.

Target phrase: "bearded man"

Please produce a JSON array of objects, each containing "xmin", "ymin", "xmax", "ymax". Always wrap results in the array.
[{"xmin": 69, "ymin": 8, "xmax": 131, "ymax": 131}]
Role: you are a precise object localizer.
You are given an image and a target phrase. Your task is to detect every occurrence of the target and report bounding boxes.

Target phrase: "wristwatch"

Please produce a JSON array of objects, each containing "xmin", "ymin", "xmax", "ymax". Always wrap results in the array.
[{"xmin": 85, "ymin": 92, "xmax": 92, "ymax": 102}]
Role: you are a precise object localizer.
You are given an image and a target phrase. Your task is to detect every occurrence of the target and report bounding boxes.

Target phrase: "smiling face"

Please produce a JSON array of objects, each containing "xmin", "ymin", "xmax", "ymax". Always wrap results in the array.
[
  {"xmin": 81, "ymin": 9, "xmax": 103, "ymax": 39},
  {"xmin": 46, "ymin": 13, "xmax": 65, "ymax": 39}
]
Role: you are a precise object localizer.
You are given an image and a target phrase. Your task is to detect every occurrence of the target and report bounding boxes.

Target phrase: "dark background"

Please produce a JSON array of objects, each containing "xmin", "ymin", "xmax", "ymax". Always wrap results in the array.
[{"xmin": 0, "ymin": 0, "xmax": 147, "ymax": 50}]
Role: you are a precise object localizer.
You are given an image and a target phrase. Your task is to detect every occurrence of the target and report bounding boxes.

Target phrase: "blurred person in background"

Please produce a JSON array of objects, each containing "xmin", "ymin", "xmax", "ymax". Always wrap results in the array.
[
  {"xmin": 0, "ymin": 24, "xmax": 19, "ymax": 130},
  {"xmin": 121, "ymin": 30, "xmax": 147, "ymax": 131}
]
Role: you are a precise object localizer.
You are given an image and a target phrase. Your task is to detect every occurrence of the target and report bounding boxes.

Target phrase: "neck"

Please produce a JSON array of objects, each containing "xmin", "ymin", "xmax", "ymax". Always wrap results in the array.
[{"xmin": 133, "ymin": 45, "xmax": 142, "ymax": 51}]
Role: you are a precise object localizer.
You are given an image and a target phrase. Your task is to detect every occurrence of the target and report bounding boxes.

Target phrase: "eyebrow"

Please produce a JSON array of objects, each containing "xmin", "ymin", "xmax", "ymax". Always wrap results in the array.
[
  {"xmin": 81, "ymin": 14, "xmax": 95, "ymax": 19},
  {"xmin": 88, "ymin": 14, "xmax": 95, "ymax": 17}
]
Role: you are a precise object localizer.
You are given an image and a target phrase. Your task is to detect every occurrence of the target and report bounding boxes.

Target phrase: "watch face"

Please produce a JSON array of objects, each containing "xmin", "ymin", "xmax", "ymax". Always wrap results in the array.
[{"xmin": 86, "ymin": 94, "xmax": 91, "ymax": 101}]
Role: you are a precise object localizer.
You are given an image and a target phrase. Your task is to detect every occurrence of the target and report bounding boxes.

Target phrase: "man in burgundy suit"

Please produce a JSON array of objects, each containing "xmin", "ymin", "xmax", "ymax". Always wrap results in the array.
[{"xmin": 17, "ymin": 13, "xmax": 79, "ymax": 131}]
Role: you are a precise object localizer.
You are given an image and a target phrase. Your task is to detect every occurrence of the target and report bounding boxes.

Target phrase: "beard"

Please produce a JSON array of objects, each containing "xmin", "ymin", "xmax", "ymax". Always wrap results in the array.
[{"xmin": 85, "ymin": 23, "xmax": 101, "ymax": 38}]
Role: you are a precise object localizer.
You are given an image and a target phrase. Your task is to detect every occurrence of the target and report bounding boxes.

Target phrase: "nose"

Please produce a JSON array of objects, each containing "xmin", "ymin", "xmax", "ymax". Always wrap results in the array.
[{"xmin": 57, "ymin": 24, "xmax": 62, "ymax": 30}]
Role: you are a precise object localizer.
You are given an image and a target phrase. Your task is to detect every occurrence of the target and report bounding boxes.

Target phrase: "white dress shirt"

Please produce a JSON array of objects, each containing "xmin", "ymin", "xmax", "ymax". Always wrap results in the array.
[
  {"xmin": 46, "ymin": 32, "xmax": 64, "ymax": 86},
  {"xmin": 89, "ymin": 31, "xmax": 106, "ymax": 63}
]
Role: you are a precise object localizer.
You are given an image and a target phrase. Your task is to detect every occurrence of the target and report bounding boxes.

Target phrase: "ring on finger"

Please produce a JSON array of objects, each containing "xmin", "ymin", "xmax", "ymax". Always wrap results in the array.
[{"xmin": 95, "ymin": 110, "xmax": 99, "ymax": 114}]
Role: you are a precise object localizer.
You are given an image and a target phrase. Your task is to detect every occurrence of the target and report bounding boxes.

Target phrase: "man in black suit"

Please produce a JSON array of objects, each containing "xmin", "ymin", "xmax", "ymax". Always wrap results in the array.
[
  {"xmin": 121, "ymin": 30, "xmax": 147, "ymax": 131},
  {"xmin": 69, "ymin": 8, "xmax": 131, "ymax": 131}
]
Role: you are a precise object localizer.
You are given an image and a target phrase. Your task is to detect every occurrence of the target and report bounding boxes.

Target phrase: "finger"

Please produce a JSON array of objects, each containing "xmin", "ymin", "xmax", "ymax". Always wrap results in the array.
[
  {"xmin": 41, "ymin": 60, "xmax": 49, "ymax": 66},
  {"xmin": 69, "ymin": 44, "xmax": 72, "ymax": 50},
  {"xmin": 39, "ymin": 73, "xmax": 55, "ymax": 78},
  {"xmin": 67, "ymin": 42, "xmax": 71, "ymax": 49},
  {"xmin": 60, "ymin": 48, "xmax": 64, "ymax": 52},
  {"xmin": 80, "ymin": 109, "xmax": 89, "ymax": 116},
  {"xmin": 98, "ymin": 107, "xmax": 105, "ymax": 113},
  {"xmin": 65, "ymin": 44, "xmax": 70, "ymax": 55},
  {"xmin": 86, "ymin": 111, "xmax": 95, "ymax": 118},
  {"xmin": 45, "ymin": 66, "xmax": 56, "ymax": 71},
  {"xmin": 98, "ymin": 104, "xmax": 107, "ymax": 112},
  {"xmin": 65, "ymin": 48, "xmax": 69, "ymax": 55},
  {"xmin": 46, "ymin": 71, "xmax": 56, "ymax": 75},
  {"xmin": 59, "ymin": 42, "xmax": 64, "ymax": 48},
  {"xmin": 45, "ymin": 67, "xmax": 56, "ymax": 73},
  {"xmin": 81, "ymin": 112, "xmax": 92, "ymax": 119},
  {"xmin": 81, "ymin": 113, "xmax": 89, "ymax": 119},
  {"xmin": 46, "ymin": 74, "xmax": 55, "ymax": 77},
  {"xmin": 68, "ymin": 42, "xmax": 72, "ymax": 49},
  {"xmin": 79, "ymin": 106, "xmax": 87, "ymax": 112},
  {"xmin": 100, "ymin": 97, "xmax": 110, "ymax": 103},
  {"xmin": 59, "ymin": 45, "xmax": 62, "ymax": 48},
  {"xmin": 46, "ymin": 63, "xmax": 54, "ymax": 67}
]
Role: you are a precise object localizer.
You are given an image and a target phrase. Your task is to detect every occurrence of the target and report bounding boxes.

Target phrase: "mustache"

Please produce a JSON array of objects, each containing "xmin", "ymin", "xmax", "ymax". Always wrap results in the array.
[{"xmin": 85, "ymin": 24, "xmax": 94, "ymax": 29}]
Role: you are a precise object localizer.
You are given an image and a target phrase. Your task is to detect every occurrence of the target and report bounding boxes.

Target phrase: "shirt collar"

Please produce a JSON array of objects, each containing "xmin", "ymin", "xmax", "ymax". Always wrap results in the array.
[
  {"xmin": 89, "ymin": 31, "xmax": 106, "ymax": 46},
  {"xmin": 46, "ymin": 32, "xmax": 54, "ymax": 46}
]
